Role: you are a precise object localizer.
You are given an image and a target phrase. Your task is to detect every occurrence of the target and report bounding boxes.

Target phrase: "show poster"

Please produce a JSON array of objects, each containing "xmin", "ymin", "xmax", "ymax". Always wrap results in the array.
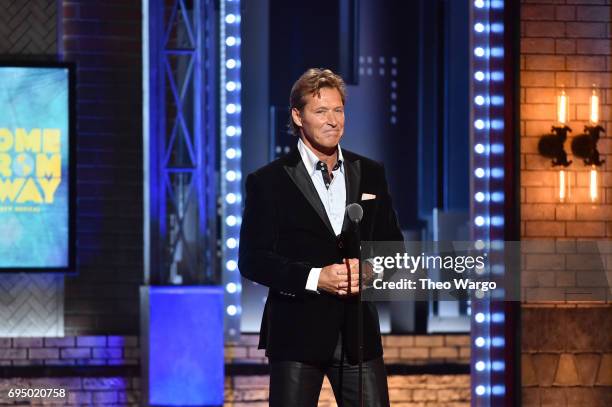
[{"xmin": 0, "ymin": 66, "xmax": 71, "ymax": 269}]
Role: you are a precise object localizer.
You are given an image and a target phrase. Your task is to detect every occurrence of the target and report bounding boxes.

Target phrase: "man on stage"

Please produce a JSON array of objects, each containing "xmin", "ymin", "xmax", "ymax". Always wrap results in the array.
[{"xmin": 239, "ymin": 68, "xmax": 404, "ymax": 407}]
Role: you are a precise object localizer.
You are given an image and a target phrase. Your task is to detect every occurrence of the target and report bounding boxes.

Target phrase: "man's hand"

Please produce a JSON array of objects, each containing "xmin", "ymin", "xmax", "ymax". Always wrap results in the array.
[{"xmin": 317, "ymin": 258, "xmax": 360, "ymax": 296}]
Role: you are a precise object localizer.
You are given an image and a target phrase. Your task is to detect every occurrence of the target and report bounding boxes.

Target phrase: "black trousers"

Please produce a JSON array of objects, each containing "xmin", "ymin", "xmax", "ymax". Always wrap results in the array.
[{"xmin": 268, "ymin": 333, "xmax": 390, "ymax": 407}]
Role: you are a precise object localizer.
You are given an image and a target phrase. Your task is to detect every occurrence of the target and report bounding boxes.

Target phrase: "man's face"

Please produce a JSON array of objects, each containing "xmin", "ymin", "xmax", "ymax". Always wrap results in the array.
[{"xmin": 292, "ymin": 87, "xmax": 345, "ymax": 152}]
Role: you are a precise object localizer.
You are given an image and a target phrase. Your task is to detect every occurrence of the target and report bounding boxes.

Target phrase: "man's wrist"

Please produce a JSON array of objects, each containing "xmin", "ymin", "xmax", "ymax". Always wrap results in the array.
[{"xmin": 305, "ymin": 267, "xmax": 322, "ymax": 293}]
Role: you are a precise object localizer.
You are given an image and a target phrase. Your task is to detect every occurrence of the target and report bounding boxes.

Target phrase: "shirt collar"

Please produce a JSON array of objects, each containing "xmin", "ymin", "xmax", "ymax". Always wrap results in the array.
[{"xmin": 297, "ymin": 138, "xmax": 344, "ymax": 176}]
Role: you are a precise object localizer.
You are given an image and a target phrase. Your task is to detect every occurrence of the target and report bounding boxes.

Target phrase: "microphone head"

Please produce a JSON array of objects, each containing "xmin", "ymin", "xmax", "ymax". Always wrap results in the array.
[{"xmin": 346, "ymin": 203, "xmax": 363, "ymax": 223}]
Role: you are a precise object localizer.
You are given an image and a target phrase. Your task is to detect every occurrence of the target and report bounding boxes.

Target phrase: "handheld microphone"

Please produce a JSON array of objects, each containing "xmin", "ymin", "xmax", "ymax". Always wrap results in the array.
[{"xmin": 346, "ymin": 203, "xmax": 363, "ymax": 224}]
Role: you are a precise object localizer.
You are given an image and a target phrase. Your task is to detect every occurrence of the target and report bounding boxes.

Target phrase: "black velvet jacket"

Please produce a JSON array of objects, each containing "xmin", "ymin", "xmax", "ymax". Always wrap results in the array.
[{"xmin": 238, "ymin": 147, "xmax": 403, "ymax": 363}]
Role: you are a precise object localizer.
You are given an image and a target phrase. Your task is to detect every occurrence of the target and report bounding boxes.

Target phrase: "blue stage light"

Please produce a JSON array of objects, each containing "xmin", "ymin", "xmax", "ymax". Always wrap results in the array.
[
  {"xmin": 491, "ymin": 95, "xmax": 504, "ymax": 105},
  {"xmin": 491, "ymin": 167, "xmax": 504, "ymax": 178},
  {"xmin": 491, "ymin": 312, "xmax": 505, "ymax": 323},
  {"xmin": 491, "ymin": 47, "xmax": 504, "ymax": 57},
  {"xmin": 491, "ymin": 192, "xmax": 504, "ymax": 202},
  {"xmin": 474, "ymin": 216, "xmax": 486, "ymax": 226},
  {"xmin": 491, "ymin": 337, "xmax": 505, "ymax": 347},
  {"xmin": 491, "ymin": 71, "xmax": 504, "ymax": 81},
  {"xmin": 226, "ymin": 305, "xmax": 237, "ymax": 315},
  {"xmin": 492, "ymin": 385, "xmax": 506, "ymax": 395},
  {"xmin": 490, "ymin": 143, "xmax": 504, "ymax": 154},
  {"xmin": 226, "ymin": 216, "xmax": 237, "ymax": 226},
  {"xmin": 491, "ymin": 119, "xmax": 504, "ymax": 130}
]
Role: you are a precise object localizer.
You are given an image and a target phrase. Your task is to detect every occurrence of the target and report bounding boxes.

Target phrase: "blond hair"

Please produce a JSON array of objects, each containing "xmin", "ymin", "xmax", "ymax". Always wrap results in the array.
[{"xmin": 288, "ymin": 68, "xmax": 347, "ymax": 136}]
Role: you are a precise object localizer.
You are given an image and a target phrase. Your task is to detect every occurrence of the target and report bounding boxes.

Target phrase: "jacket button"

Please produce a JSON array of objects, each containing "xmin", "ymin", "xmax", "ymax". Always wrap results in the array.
[{"xmin": 338, "ymin": 241, "xmax": 344, "ymax": 249}]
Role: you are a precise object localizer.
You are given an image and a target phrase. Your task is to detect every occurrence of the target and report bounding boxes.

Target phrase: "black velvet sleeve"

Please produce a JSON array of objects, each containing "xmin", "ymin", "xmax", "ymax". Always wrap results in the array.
[{"xmin": 238, "ymin": 172, "xmax": 312, "ymax": 294}]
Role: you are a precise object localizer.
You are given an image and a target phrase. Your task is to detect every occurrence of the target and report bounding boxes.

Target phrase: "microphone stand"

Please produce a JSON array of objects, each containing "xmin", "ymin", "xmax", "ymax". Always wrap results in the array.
[
  {"xmin": 352, "ymin": 219, "xmax": 364, "ymax": 407},
  {"xmin": 346, "ymin": 202, "xmax": 364, "ymax": 407}
]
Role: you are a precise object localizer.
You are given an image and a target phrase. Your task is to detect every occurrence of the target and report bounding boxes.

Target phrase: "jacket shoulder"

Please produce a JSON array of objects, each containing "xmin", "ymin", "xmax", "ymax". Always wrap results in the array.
[
  {"xmin": 342, "ymin": 149, "xmax": 384, "ymax": 172},
  {"xmin": 246, "ymin": 153, "xmax": 294, "ymax": 183}
]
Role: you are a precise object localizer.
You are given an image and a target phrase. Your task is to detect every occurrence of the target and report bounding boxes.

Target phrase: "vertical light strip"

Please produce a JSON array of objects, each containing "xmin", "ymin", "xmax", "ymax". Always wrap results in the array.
[
  {"xmin": 143, "ymin": 0, "xmax": 151, "ymax": 285},
  {"xmin": 470, "ymin": 0, "xmax": 508, "ymax": 405},
  {"xmin": 221, "ymin": 0, "xmax": 242, "ymax": 341},
  {"xmin": 470, "ymin": 0, "xmax": 492, "ymax": 401}
]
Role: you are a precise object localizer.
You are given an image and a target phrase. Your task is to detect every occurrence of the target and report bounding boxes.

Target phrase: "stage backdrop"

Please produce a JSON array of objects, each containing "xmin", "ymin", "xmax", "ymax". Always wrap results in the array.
[{"xmin": 0, "ymin": 65, "xmax": 73, "ymax": 271}]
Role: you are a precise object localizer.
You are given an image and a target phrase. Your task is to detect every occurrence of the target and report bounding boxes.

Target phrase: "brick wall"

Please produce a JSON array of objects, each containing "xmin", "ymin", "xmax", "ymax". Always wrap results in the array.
[
  {"xmin": 520, "ymin": 0, "xmax": 612, "ymax": 405},
  {"xmin": 0, "ymin": 335, "xmax": 138, "ymax": 367},
  {"xmin": 62, "ymin": 1, "xmax": 143, "ymax": 334},
  {"xmin": 521, "ymin": 0, "xmax": 612, "ymax": 228},
  {"xmin": 0, "ymin": 335, "xmax": 140, "ymax": 406}
]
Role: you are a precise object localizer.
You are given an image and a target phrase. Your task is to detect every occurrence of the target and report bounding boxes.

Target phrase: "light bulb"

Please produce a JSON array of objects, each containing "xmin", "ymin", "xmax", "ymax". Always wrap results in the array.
[
  {"xmin": 590, "ymin": 85, "xmax": 599, "ymax": 125},
  {"xmin": 559, "ymin": 169, "xmax": 566, "ymax": 202},
  {"xmin": 557, "ymin": 88, "xmax": 569, "ymax": 125},
  {"xmin": 590, "ymin": 166, "xmax": 598, "ymax": 203}
]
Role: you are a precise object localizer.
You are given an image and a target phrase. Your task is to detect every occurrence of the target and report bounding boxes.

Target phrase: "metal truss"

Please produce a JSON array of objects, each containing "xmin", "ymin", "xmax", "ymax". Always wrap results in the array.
[{"xmin": 144, "ymin": 0, "xmax": 217, "ymax": 285}]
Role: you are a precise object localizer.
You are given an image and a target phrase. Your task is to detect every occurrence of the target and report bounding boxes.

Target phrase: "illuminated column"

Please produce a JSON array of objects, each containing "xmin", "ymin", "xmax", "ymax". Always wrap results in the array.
[
  {"xmin": 220, "ymin": 0, "xmax": 243, "ymax": 341},
  {"xmin": 470, "ymin": 0, "xmax": 508, "ymax": 405}
]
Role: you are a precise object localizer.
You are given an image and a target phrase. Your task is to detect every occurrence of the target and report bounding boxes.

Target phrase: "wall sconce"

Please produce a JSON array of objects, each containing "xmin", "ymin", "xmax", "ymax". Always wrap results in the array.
[
  {"xmin": 538, "ymin": 88, "xmax": 572, "ymax": 201},
  {"xmin": 571, "ymin": 85, "xmax": 605, "ymax": 203}
]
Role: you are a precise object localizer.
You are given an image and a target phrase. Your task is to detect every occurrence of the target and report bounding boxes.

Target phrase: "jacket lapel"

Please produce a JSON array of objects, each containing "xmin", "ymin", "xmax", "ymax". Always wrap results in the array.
[
  {"xmin": 343, "ymin": 154, "xmax": 361, "ymax": 206},
  {"xmin": 283, "ymin": 148, "xmax": 336, "ymax": 236},
  {"xmin": 341, "ymin": 152, "xmax": 361, "ymax": 232}
]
